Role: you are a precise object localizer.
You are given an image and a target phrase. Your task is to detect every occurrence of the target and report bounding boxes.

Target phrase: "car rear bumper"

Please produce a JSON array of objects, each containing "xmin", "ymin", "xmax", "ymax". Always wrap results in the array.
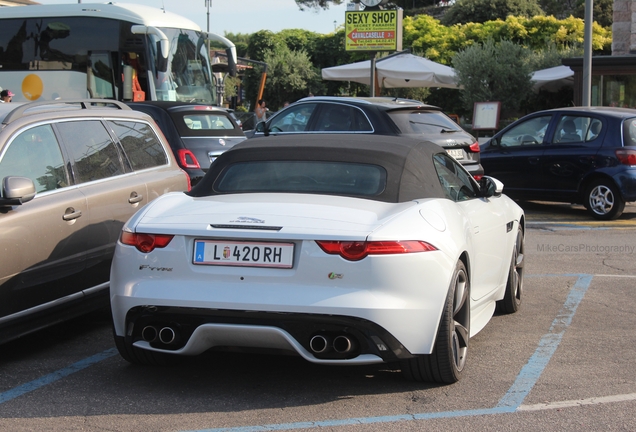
[
  {"xmin": 118, "ymin": 306, "xmax": 412, "ymax": 365},
  {"xmin": 614, "ymin": 168, "xmax": 636, "ymax": 202},
  {"xmin": 110, "ymin": 243, "xmax": 455, "ymax": 362}
]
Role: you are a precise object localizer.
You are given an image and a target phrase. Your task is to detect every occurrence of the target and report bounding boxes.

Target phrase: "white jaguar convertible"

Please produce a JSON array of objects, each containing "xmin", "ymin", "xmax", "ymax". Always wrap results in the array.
[{"xmin": 110, "ymin": 134, "xmax": 525, "ymax": 383}]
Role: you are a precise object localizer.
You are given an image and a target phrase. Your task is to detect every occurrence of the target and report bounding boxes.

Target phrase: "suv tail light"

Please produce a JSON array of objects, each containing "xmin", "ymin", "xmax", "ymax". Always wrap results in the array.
[
  {"xmin": 177, "ymin": 149, "xmax": 201, "ymax": 169},
  {"xmin": 315, "ymin": 240, "xmax": 437, "ymax": 261},
  {"xmin": 120, "ymin": 231, "xmax": 174, "ymax": 253},
  {"xmin": 468, "ymin": 141, "xmax": 480, "ymax": 152},
  {"xmin": 616, "ymin": 148, "xmax": 636, "ymax": 165}
]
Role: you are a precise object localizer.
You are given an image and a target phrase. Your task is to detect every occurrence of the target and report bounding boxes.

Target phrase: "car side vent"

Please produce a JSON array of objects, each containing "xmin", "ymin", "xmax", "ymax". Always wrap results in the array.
[{"xmin": 210, "ymin": 224, "xmax": 283, "ymax": 231}]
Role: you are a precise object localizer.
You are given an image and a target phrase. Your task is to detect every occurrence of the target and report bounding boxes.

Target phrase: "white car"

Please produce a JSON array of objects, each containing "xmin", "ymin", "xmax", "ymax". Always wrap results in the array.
[{"xmin": 110, "ymin": 134, "xmax": 525, "ymax": 383}]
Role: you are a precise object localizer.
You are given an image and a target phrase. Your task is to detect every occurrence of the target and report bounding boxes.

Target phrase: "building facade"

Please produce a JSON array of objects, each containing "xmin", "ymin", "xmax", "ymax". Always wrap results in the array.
[{"xmin": 566, "ymin": 1, "xmax": 636, "ymax": 107}]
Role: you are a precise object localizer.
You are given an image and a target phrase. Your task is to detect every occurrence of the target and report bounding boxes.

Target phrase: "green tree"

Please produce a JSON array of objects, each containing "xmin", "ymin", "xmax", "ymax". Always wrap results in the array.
[
  {"xmin": 442, "ymin": 0, "xmax": 544, "ymax": 25},
  {"xmin": 224, "ymin": 32, "xmax": 251, "ymax": 57},
  {"xmin": 574, "ymin": 0, "xmax": 613, "ymax": 28},
  {"xmin": 242, "ymin": 31, "xmax": 286, "ymax": 109},
  {"xmin": 403, "ymin": 14, "xmax": 612, "ymax": 63},
  {"xmin": 262, "ymin": 45, "xmax": 321, "ymax": 109},
  {"xmin": 452, "ymin": 38, "xmax": 534, "ymax": 117}
]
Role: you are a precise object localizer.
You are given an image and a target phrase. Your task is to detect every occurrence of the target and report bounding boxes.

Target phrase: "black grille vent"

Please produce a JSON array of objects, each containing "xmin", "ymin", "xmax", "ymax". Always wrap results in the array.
[{"xmin": 210, "ymin": 224, "xmax": 283, "ymax": 231}]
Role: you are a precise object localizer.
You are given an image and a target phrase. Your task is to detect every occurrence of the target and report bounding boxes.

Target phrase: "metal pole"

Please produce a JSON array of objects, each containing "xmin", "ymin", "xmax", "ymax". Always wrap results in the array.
[
  {"xmin": 370, "ymin": 53, "xmax": 376, "ymax": 97},
  {"xmin": 582, "ymin": 0, "xmax": 593, "ymax": 107}
]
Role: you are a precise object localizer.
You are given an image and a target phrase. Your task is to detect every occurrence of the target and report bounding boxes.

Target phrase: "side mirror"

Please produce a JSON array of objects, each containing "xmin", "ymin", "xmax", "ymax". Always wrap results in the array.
[
  {"xmin": 0, "ymin": 176, "xmax": 36, "ymax": 207},
  {"xmin": 255, "ymin": 121, "xmax": 269, "ymax": 136},
  {"xmin": 156, "ymin": 40, "xmax": 169, "ymax": 72},
  {"xmin": 479, "ymin": 176, "xmax": 503, "ymax": 198}
]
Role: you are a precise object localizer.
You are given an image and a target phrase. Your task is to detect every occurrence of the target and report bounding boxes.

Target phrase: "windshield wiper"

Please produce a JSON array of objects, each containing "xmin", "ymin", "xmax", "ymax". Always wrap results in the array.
[{"xmin": 409, "ymin": 120, "xmax": 460, "ymax": 133}]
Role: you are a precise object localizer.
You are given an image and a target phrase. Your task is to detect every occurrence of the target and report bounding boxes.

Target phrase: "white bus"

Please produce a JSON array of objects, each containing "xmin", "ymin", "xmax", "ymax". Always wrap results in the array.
[{"xmin": 0, "ymin": 2, "xmax": 236, "ymax": 104}]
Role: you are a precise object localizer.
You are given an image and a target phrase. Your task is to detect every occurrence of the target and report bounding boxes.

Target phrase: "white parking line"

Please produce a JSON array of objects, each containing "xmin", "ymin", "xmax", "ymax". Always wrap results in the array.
[{"xmin": 518, "ymin": 393, "xmax": 636, "ymax": 411}]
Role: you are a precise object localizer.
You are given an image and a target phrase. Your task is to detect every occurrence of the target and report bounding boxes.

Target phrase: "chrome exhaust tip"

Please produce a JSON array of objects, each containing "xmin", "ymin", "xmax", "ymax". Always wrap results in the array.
[
  {"xmin": 309, "ymin": 335, "xmax": 330, "ymax": 353},
  {"xmin": 158, "ymin": 327, "xmax": 176, "ymax": 345},
  {"xmin": 333, "ymin": 335, "xmax": 353, "ymax": 353},
  {"xmin": 141, "ymin": 326, "xmax": 158, "ymax": 343}
]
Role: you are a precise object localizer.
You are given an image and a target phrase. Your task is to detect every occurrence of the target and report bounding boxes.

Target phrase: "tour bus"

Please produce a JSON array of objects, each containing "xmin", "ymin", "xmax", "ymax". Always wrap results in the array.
[{"xmin": 0, "ymin": 2, "xmax": 236, "ymax": 104}]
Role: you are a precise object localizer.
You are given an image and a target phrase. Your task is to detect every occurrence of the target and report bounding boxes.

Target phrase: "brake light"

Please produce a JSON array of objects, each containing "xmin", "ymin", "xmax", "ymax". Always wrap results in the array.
[
  {"xmin": 120, "ymin": 231, "xmax": 174, "ymax": 253},
  {"xmin": 315, "ymin": 240, "xmax": 437, "ymax": 261},
  {"xmin": 469, "ymin": 141, "xmax": 480, "ymax": 152},
  {"xmin": 473, "ymin": 174, "xmax": 483, "ymax": 181},
  {"xmin": 616, "ymin": 148, "xmax": 636, "ymax": 165},
  {"xmin": 177, "ymin": 149, "xmax": 201, "ymax": 169}
]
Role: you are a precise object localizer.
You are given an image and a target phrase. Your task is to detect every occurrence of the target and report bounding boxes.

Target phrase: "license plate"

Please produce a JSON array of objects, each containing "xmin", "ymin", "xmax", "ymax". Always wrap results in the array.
[
  {"xmin": 447, "ymin": 149, "xmax": 464, "ymax": 160},
  {"xmin": 193, "ymin": 240, "xmax": 294, "ymax": 268}
]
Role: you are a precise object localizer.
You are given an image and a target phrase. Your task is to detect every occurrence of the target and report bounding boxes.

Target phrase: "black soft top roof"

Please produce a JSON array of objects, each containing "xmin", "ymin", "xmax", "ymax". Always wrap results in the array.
[{"xmin": 189, "ymin": 134, "xmax": 448, "ymax": 203}]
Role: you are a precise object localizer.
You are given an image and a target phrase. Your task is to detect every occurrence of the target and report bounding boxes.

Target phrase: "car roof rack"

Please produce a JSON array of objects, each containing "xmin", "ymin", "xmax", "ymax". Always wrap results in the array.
[{"xmin": 2, "ymin": 99, "xmax": 131, "ymax": 126}]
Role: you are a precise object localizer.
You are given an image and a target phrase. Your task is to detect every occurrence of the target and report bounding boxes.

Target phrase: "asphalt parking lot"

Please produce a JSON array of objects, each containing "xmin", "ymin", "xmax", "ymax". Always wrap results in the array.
[{"xmin": 1, "ymin": 201, "xmax": 635, "ymax": 431}]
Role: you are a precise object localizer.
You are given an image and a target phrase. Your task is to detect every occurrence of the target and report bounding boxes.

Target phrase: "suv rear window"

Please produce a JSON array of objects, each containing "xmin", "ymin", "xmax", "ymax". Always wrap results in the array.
[
  {"xmin": 108, "ymin": 120, "xmax": 168, "ymax": 170},
  {"xmin": 215, "ymin": 161, "xmax": 386, "ymax": 196},
  {"xmin": 388, "ymin": 110, "xmax": 463, "ymax": 135},
  {"xmin": 171, "ymin": 112, "xmax": 244, "ymax": 137}
]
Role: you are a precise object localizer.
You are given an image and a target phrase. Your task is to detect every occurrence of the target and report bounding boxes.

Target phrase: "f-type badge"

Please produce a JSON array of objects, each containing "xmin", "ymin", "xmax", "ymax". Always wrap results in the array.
[
  {"xmin": 328, "ymin": 272, "xmax": 343, "ymax": 279},
  {"xmin": 229, "ymin": 217, "xmax": 265, "ymax": 224}
]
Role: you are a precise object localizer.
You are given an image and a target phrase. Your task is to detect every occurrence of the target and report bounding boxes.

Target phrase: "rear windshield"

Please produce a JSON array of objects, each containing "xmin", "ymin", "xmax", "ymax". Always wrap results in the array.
[
  {"xmin": 214, "ymin": 161, "xmax": 386, "ymax": 196},
  {"xmin": 623, "ymin": 117, "xmax": 636, "ymax": 146},
  {"xmin": 171, "ymin": 112, "xmax": 244, "ymax": 137},
  {"xmin": 388, "ymin": 110, "xmax": 463, "ymax": 135}
]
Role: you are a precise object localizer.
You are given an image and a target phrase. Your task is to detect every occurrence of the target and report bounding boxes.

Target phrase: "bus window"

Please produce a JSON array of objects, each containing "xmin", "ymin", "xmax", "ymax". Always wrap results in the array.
[
  {"xmin": 88, "ymin": 52, "xmax": 115, "ymax": 99},
  {"xmin": 155, "ymin": 29, "xmax": 215, "ymax": 104},
  {"xmin": 0, "ymin": 4, "xmax": 223, "ymax": 105}
]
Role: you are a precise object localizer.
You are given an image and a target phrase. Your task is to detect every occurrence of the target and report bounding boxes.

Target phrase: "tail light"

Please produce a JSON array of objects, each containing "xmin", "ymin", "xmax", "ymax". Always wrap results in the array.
[
  {"xmin": 120, "ymin": 231, "xmax": 174, "ymax": 253},
  {"xmin": 616, "ymin": 148, "xmax": 636, "ymax": 165},
  {"xmin": 473, "ymin": 174, "xmax": 483, "ymax": 181},
  {"xmin": 468, "ymin": 141, "xmax": 480, "ymax": 152},
  {"xmin": 315, "ymin": 240, "xmax": 437, "ymax": 261},
  {"xmin": 177, "ymin": 149, "xmax": 201, "ymax": 169}
]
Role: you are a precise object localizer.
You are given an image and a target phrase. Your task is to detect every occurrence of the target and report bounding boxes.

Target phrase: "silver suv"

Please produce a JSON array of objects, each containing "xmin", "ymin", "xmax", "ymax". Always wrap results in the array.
[{"xmin": 0, "ymin": 100, "xmax": 189, "ymax": 344}]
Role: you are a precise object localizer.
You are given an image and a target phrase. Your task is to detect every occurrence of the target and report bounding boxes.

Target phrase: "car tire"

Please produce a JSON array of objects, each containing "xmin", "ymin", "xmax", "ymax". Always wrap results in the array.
[
  {"xmin": 401, "ymin": 261, "xmax": 470, "ymax": 384},
  {"xmin": 114, "ymin": 332, "xmax": 181, "ymax": 366},
  {"xmin": 497, "ymin": 225, "xmax": 524, "ymax": 314},
  {"xmin": 584, "ymin": 179, "xmax": 625, "ymax": 220}
]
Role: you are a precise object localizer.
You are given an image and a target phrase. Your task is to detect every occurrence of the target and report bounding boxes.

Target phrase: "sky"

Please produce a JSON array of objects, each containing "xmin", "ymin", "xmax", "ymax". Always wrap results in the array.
[{"xmin": 33, "ymin": 0, "xmax": 351, "ymax": 35}]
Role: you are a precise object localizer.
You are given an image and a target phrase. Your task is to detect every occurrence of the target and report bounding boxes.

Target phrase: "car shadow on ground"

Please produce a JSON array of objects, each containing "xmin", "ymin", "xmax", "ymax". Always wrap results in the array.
[{"xmin": 516, "ymin": 200, "xmax": 636, "ymax": 222}]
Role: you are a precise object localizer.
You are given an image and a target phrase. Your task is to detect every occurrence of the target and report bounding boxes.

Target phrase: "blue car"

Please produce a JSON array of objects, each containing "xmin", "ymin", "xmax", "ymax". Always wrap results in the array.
[{"xmin": 480, "ymin": 107, "xmax": 636, "ymax": 220}]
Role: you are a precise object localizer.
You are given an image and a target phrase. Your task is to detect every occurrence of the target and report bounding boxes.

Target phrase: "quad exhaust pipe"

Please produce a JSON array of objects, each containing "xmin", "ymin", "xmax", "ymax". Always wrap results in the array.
[
  {"xmin": 309, "ymin": 335, "xmax": 331, "ymax": 353},
  {"xmin": 141, "ymin": 325, "xmax": 158, "ymax": 343},
  {"xmin": 141, "ymin": 325, "xmax": 179, "ymax": 346},
  {"xmin": 333, "ymin": 335, "xmax": 353, "ymax": 353},
  {"xmin": 309, "ymin": 333, "xmax": 356, "ymax": 354}
]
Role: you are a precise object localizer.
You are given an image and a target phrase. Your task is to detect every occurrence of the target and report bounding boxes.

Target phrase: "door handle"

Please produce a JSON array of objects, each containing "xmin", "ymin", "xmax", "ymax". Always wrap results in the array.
[
  {"xmin": 62, "ymin": 208, "xmax": 82, "ymax": 221},
  {"xmin": 129, "ymin": 192, "xmax": 144, "ymax": 204}
]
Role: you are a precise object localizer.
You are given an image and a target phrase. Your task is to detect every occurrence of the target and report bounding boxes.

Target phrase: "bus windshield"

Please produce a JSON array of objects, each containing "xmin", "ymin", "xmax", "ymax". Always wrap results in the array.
[
  {"xmin": 154, "ymin": 28, "xmax": 215, "ymax": 104},
  {"xmin": 0, "ymin": 12, "xmax": 216, "ymax": 105}
]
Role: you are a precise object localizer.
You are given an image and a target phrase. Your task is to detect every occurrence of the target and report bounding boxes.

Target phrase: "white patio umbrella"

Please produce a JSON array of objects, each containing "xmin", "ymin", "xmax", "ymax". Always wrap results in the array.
[
  {"xmin": 321, "ymin": 59, "xmax": 376, "ymax": 86},
  {"xmin": 322, "ymin": 53, "xmax": 461, "ymax": 89},
  {"xmin": 530, "ymin": 65, "xmax": 574, "ymax": 92}
]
